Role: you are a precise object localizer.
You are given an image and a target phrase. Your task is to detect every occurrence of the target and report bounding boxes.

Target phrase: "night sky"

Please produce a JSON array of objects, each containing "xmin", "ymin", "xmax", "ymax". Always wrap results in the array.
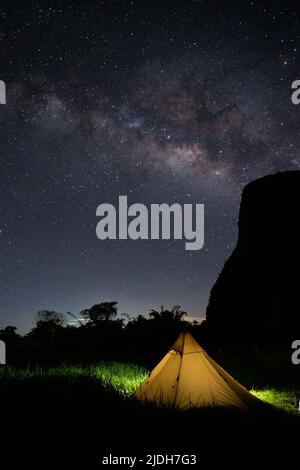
[{"xmin": 1, "ymin": 1, "xmax": 300, "ymax": 332}]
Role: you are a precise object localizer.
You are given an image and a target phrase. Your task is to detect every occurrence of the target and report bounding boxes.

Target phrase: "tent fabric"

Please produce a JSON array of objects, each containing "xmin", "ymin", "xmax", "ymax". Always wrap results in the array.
[{"xmin": 135, "ymin": 331, "xmax": 259, "ymax": 410}]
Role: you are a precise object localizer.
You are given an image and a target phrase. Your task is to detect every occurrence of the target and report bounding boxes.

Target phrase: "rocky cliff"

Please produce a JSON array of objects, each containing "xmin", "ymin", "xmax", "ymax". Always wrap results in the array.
[{"xmin": 206, "ymin": 171, "xmax": 300, "ymax": 344}]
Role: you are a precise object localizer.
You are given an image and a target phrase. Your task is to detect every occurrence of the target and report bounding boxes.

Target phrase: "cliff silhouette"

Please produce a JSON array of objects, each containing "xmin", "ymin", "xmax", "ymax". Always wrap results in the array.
[{"xmin": 206, "ymin": 171, "xmax": 300, "ymax": 344}]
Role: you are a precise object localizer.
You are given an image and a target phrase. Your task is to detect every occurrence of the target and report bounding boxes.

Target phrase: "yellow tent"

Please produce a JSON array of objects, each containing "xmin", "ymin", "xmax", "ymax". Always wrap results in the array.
[{"xmin": 135, "ymin": 331, "xmax": 259, "ymax": 410}]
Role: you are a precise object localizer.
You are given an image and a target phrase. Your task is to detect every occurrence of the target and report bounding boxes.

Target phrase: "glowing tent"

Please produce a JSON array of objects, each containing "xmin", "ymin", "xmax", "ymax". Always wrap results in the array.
[{"xmin": 135, "ymin": 331, "xmax": 259, "ymax": 410}]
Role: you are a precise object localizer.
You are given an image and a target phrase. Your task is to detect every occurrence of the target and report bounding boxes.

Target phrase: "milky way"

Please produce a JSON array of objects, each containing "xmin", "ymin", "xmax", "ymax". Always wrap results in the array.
[{"xmin": 1, "ymin": 1, "xmax": 300, "ymax": 331}]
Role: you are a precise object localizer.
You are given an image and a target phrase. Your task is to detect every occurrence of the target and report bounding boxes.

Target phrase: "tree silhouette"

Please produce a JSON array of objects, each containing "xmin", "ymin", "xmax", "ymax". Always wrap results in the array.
[
  {"xmin": 28, "ymin": 310, "xmax": 65, "ymax": 347},
  {"xmin": 149, "ymin": 305, "xmax": 187, "ymax": 322},
  {"xmin": 35, "ymin": 310, "xmax": 65, "ymax": 326},
  {"xmin": 80, "ymin": 301, "xmax": 118, "ymax": 326},
  {"xmin": 0, "ymin": 325, "xmax": 19, "ymax": 342}
]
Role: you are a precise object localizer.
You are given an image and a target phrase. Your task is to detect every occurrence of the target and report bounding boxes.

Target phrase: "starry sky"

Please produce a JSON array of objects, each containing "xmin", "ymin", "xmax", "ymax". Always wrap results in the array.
[{"xmin": 1, "ymin": 1, "xmax": 300, "ymax": 332}]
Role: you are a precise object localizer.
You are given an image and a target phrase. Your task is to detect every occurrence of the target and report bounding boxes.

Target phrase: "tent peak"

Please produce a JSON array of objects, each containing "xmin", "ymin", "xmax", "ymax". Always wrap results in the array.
[{"xmin": 171, "ymin": 330, "xmax": 205, "ymax": 354}]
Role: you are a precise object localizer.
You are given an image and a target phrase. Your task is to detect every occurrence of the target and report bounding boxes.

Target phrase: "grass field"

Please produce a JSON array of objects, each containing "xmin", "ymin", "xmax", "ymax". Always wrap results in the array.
[
  {"xmin": 0, "ymin": 361, "xmax": 299, "ymax": 449},
  {"xmin": 0, "ymin": 362, "xmax": 148, "ymax": 396},
  {"xmin": 0, "ymin": 362, "xmax": 298, "ymax": 413}
]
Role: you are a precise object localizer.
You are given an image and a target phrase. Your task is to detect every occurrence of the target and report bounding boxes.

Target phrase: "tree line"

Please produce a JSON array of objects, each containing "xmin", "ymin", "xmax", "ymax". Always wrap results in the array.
[{"xmin": 0, "ymin": 302, "xmax": 204, "ymax": 366}]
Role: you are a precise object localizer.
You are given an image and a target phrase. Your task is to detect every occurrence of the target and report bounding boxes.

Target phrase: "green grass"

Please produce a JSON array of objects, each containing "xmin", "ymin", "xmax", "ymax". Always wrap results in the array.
[
  {"xmin": 0, "ymin": 362, "xmax": 148, "ymax": 396},
  {"xmin": 0, "ymin": 362, "xmax": 299, "ymax": 414},
  {"xmin": 251, "ymin": 388, "xmax": 297, "ymax": 414},
  {"xmin": 92, "ymin": 361, "xmax": 148, "ymax": 395},
  {"xmin": 1, "ymin": 361, "xmax": 300, "ymax": 448}
]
